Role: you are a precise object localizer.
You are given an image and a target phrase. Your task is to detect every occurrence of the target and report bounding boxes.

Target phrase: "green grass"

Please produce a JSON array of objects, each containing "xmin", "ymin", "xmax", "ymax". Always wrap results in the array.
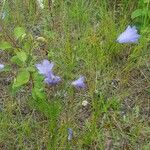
[{"xmin": 0, "ymin": 0, "xmax": 150, "ymax": 149}]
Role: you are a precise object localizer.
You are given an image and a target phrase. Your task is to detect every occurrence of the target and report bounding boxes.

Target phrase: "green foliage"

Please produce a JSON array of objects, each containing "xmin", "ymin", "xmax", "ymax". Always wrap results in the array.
[
  {"xmin": 11, "ymin": 55, "xmax": 23, "ymax": 66},
  {"xmin": 14, "ymin": 26, "xmax": 26, "ymax": 39},
  {"xmin": 93, "ymin": 93, "xmax": 120, "ymax": 115},
  {"xmin": 30, "ymin": 97, "xmax": 61, "ymax": 120},
  {"xmin": 31, "ymin": 73, "xmax": 61, "ymax": 120},
  {"xmin": 13, "ymin": 69, "xmax": 30, "ymax": 89},
  {"xmin": 0, "ymin": 25, "xmax": 41, "ymax": 94},
  {"xmin": 131, "ymin": 9, "xmax": 145, "ymax": 19},
  {"xmin": 0, "ymin": 0, "xmax": 150, "ymax": 149},
  {"xmin": 16, "ymin": 51, "xmax": 27, "ymax": 63},
  {"xmin": 0, "ymin": 41, "xmax": 12, "ymax": 50},
  {"xmin": 32, "ymin": 73, "xmax": 46, "ymax": 100},
  {"xmin": 131, "ymin": 0, "xmax": 150, "ymax": 29}
]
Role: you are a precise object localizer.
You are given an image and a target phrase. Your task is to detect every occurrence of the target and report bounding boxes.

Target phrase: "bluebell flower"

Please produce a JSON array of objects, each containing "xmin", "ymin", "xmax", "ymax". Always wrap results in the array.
[
  {"xmin": 36, "ymin": 59, "xmax": 61, "ymax": 85},
  {"xmin": 35, "ymin": 59, "xmax": 54, "ymax": 76},
  {"xmin": 117, "ymin": 25, "xmax": 140, "ymax": 43},
  {"xmin": 44, "ymin": 73, "xmax": 61, "ymax": 85},
  {"xmin": 0, "ymin": 64, "xmax": 4, "ymax": 71},
  {"xmin": 71, "ymin": 76, "xmax": 86, "ymax": 89},
  {"xmin": 68, "ymin": 128, "xmax": 73, "ymax": 141}
]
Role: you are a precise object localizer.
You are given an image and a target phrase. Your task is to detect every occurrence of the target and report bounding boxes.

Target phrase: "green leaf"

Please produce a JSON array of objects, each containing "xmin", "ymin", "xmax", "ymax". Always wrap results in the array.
[
  {"xmin": 16, "ymin": 51, "xmax": 27, "ymax": 62},
  {"xmin": 32, "ymin": 88, "xmax": 46, "ymax": 100},
  {"xmin": 11, "ymin": 55, "xmax": 23, "ymax": 66},
  {"xmin": 131, "ymin": 9, "xmax": 143, "ymax": 19},
  {"xmin": 0, "ymin": 41, "xmax": 12, "ymax": 50},
  {"xmin": 31, "ymin": 72, "xmax": 46, "ymax": 99},
  {"xmin": 23, "ymin": 42, "xmax": 31, "ymax": 51},
  {"xmin": 33, "ymin": 73, "xmax": 44, "ymax": 88},
  {"xmin": 13, "ymin": 69, "xmax": 30, "ymax": 89},
  {"xmin": 14, "ymin": 26, "xmax": 26, "ymax": 39}
]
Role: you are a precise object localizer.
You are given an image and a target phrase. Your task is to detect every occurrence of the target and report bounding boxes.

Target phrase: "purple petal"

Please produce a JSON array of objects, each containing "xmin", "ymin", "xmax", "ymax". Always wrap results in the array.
[
  {"xmin": 44, "ymin": 73, "xmax": 61, "ymax": 85},
  {"xmin": 117, "ymin": 25, "xmax": 140, "ymax": 43},
  {"xmin": 68, "ymin": 128, "xmax": 73, "ymax": 141},
  {"xmin": 72, "ymin": 76, "xmax": 86, "ymax": 89},
  {"xmin": 35, "ymin": 59, "xmax": 54, "ymax": 76},
  {"xmin": 36, "ymin": 59, "xmax": 61, "ymax": 86}
]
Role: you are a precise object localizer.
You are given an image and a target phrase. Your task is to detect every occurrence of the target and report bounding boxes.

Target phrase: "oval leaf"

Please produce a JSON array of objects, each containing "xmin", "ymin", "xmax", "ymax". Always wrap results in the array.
[
  {"xmin": 11, "ymin": 55, "xmax": 23, "ymax": 66},
  {"xmin": 0, "ymin": 41, "xmax": 12, "ymax": 50},
  {"xmin": 14, "ymin": 26, "xmax": 26, "ymax": 39},
  {"xmin": 16, "ymin": 51, "xmax": 27, "ymax": 62},
  {"xmin": 13, "ymin": 69, "xmax": 30, "ymax": 89}
]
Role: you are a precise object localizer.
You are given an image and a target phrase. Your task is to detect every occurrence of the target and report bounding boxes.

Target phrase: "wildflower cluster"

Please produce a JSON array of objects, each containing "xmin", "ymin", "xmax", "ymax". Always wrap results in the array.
[
  {"xmin": 35, "ymin": 59, "xmax": 86, "ymax": 89},
  {"xmin": 0, "ymin": 25, "xmax": 140, "ymax": 89},
  {"xmin": 0, "ymin": 22, "xmax": 141, "ymax": 141},
  {"xmin": 34, "ymin": 25, "xmax": 140, "ymax": 89}
]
